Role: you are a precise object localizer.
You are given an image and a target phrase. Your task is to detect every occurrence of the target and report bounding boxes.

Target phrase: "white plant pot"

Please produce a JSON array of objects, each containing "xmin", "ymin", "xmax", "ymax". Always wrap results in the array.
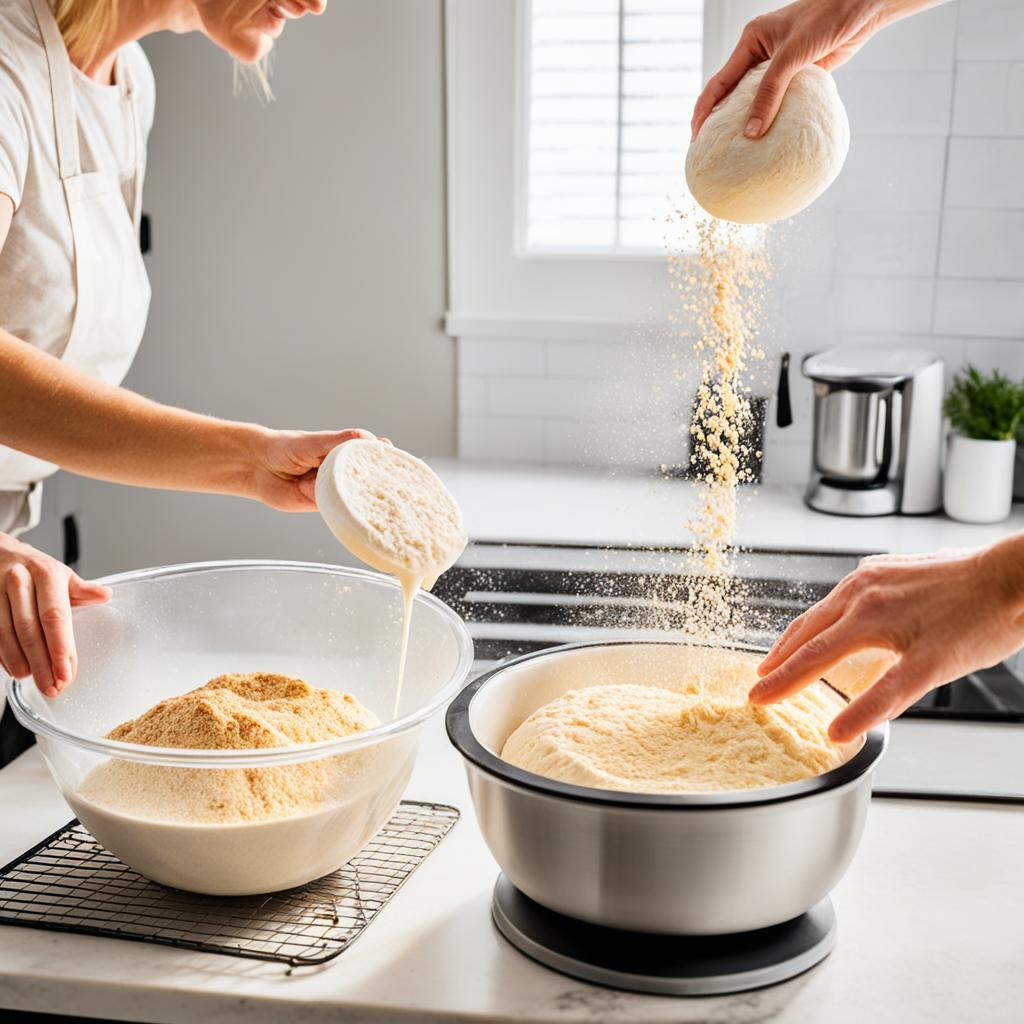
[{"xmin": 943, "ymin": 435, "xmax": 1017, "ymax": 524}]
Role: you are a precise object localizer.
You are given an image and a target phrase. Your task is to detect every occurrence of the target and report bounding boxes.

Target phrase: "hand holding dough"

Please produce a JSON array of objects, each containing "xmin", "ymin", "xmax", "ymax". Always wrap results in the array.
[{"xmin": 685, "ymin": 63, "xmax": 849, "ymax": 224}]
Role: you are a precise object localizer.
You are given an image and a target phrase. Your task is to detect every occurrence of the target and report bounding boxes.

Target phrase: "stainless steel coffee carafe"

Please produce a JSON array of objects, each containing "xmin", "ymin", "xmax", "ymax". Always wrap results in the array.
[{"xmin": 812, "ymin": 385, "xmax": 898, "ymax": 484}]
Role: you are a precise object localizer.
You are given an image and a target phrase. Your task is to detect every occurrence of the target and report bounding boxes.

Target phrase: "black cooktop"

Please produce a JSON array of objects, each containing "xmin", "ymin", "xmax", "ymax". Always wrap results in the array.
[{"xmin": 433, "ymin": 541, "xmax": 1024, "ymax": 725}]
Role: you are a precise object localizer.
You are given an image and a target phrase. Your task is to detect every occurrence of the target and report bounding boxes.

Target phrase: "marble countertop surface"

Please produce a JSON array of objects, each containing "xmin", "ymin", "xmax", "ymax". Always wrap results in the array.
[
  {"xmin": 429, "ymin": 460, "xmax": 1024, "ymax": 554},
  {"xmin": 1, "ymin": 718, "xmax": 1022, "ymax": 1023},
  {"xmin": 2, "ymin": 462, "xmax": 1022, "ymax": 1021}
]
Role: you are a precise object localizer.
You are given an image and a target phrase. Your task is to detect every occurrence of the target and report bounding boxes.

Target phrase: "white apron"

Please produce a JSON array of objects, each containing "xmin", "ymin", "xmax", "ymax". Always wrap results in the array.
[{"xmin": 0, "ymin": 0, "xmax": 151, "ymax": 536}]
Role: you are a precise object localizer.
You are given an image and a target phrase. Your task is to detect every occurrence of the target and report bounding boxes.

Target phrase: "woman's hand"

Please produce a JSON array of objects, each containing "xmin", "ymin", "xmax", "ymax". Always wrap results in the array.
[
  {"xmin": 246, "ymin": 428, "xmax": 385, "ymax": 512},
  {"xmin": 691, "ymin": 0, "xmax": 942, "ymax": 141},
  {"xmin": 749, "ymin": 535, "xmax": 1024, "ymax": 742},
  {"xmin": 0, "ymin": 533, "xmax": 111, "ymax": 698}
]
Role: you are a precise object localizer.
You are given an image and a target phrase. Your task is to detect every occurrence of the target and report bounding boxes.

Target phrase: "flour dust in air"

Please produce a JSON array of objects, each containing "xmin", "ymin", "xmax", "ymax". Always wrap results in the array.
[
  {"xmin": 316, "ymin": 440, "xmax": 468, "ymax": 717},
  {"xmin": 666, "ymin": 212, "xmax": 771, "ymax": 643}
]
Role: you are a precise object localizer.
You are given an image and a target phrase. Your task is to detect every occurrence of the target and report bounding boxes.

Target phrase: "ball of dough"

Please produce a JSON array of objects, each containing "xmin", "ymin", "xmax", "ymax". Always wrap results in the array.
[{"xmin": 685, "ymin": 63, "xmax": 850, "ymax": 224}]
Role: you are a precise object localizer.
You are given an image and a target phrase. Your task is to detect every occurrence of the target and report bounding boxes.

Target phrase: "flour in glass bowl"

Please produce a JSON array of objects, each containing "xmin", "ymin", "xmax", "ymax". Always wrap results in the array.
[
  {"xmin": 78, "ymin": 673, "xmax": 379, "ymax": 823},
  {"xmin": 66, "ymin": 672, "xmax": 409, "ymax": 895}
]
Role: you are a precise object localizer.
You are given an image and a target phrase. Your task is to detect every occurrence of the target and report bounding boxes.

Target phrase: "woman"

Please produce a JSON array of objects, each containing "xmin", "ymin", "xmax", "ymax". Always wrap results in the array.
[
  {"xmin": 694, "ymin": 0, "xmax": 1024, "ymax": 743},
  {"xmin": 0, "ymin": 0, "xmax": 370, "ymax": 700}
]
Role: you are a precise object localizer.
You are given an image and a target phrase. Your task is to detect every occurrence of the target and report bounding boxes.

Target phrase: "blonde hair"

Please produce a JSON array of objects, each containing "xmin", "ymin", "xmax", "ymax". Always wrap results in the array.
[
  {"xmin": 52, "ymin": 0, "xmax": 274, "ymax": 101},
  {"xmin": 51, "ymin": 0, "xmax": 118, "ymax": 69}
]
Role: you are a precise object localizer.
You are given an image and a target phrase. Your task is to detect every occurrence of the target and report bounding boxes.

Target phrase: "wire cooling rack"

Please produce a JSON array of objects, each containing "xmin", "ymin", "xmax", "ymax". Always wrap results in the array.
[{"xmin": 0, "ymin": 800, "xmax": 459, "ymax": 967}]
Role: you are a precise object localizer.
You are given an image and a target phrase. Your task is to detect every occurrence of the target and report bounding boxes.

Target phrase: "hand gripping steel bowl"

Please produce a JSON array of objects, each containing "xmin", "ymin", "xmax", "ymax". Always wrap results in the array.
[{"xmin": 447, "ymin": 641, "xmax": 887, "ymax": 936}]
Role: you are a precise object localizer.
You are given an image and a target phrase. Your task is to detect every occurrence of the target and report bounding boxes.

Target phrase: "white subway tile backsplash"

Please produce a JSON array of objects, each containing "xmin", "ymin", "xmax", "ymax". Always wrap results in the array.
[
  {"xmin": 485, "ymin": 376, "xmax": 587, "ymax": 419},
  {"xmin": 459, "ymin": 337, "xmax": 545, "ymax": 376},
  {"xmin": 546, "ymin": 338, "xmax": 675, "ymax": 380},
  {"xmin": 957, "ymin": 0, "xmax": 1024, "ymax": 60},
  {"xmin": 939, "ymin": 209, "xmax": 1024, "ymax": 279},
  {"xmin": 486, "ymin": 375, "xmax": 674, "ymax": 420},
  {"xmin": 544, "ymin": 416, "xmax": 685, "ymax": 471},
  {"xmin": 834, "ymin": 71, "xmax": 953, "ymax": 136},
  {"xmin": 485, "ymin": 376, "xmax": 562, "ymax": 418},
  {"xmin": 833, "ymin": 137, "xmax": 946, "ymax": 212},
  {"xmin": 843, "ymin": 1, "xmax": 958, "ymax": 72},
  {"xmin": 952, "ymin": 61, "xmax": 1024, "ymax": 136},
  {"xmin": 934, "ymin": 279, "xmax": 1024, "ymax": 337},
  {"xmin": 773, "ymin": 204, "xmax": 837, "ymax": 271},
  {"xmin": 458, "ymin": 375, "xmax": 486, "ymax": 416},
  {"xmin": 761, "ymin": 440, "xmax": 811, "ymax": 486},
  {"xmin": 631, "ymin": 379, "xmax": 682, "ymax": 423},
  {"xmin": 945, "ymin": 138, "xmax": 1024, "ymax": 209},
  {"xmin": 963, "ymin": 339, "xmax": 1024, "ymax": 378},
  {"xmin": 836, "ymin": 276, "xmax": 936, "ymax": 333},
  {"xmin": 458, "ymin": 416, "xmax": 545, "ymax": 462},
  {"xmin": 769, "ymin": 291, "xmax": 837, "ymax": 356},
  {"xmin": 835, "ymin": 211, "xmax": 940, "ymax": 276}
]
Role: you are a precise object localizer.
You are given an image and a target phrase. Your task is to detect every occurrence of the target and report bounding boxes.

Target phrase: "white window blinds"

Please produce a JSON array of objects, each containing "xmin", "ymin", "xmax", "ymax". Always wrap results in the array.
[{"xmin": 523, "ymin": 0, "xmax": 704, "ymax": 252}]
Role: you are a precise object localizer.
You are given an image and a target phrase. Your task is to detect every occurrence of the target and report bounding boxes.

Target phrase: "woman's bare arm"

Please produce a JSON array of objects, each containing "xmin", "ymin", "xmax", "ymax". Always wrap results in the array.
[
  {"xmin": 1, "ymin": 327, "xmax": 254, "ymax": 492},
  {"xmin": 0, "ymin": 328, "xmax": 375, "ymax": 510}
]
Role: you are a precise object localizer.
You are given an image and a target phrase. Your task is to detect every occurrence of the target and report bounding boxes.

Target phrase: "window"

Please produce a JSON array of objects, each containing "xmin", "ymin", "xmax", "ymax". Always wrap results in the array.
[{"xmin": 521, "ymin": 0, "xmax": 705, "ymax": 253}]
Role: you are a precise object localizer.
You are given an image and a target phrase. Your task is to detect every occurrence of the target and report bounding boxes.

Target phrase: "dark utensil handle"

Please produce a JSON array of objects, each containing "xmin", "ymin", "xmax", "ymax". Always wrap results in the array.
[
  {"xmin": 63, "ymin": 513, "xmax": 80, "ymax": 568},
  {"xmin": 776, "ymin": 352, "xmax": 793, "ymax": 429}
]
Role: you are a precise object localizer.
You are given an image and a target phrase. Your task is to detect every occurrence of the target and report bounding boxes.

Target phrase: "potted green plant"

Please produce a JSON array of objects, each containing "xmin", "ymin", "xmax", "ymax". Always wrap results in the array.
[{"xmin": 942, "ymin": 366, "xmax": 1024, "ymax": 523}]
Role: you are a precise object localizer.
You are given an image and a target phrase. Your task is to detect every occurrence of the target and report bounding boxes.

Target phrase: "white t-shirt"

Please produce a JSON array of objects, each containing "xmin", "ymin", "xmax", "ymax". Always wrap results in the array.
[
  {"xmin": 0, "ymin": 0, "xmax": 155, "ymax": 534},
  {"xmin": 0, "ymin": 0, "xmax": 155, "ymax": 353}
]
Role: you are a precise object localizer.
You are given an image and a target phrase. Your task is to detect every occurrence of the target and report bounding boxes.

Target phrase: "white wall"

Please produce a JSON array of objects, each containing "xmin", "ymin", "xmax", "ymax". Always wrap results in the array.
[
  {"xmin": 77, "ymin": 1, "xmax": 452, "ymax": 576},
  {"xmin": 452, "ymin": 0, "xmax": 1024, "ymax": 482}
]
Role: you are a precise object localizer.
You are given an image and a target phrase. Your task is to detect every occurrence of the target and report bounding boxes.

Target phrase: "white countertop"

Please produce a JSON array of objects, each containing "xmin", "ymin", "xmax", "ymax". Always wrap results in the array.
[
  {"xmin": 2, "ymin": 722, "xmax": 1022, "ymax": 1023},
  {"xmin": 430, "ymin": 460, "xmax": 1024, "ymax": 554}
]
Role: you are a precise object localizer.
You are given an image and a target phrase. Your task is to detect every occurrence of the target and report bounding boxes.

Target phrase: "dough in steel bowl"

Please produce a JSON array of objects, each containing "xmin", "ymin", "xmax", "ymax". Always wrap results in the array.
[{"xmin": 501, "ymin": 653, "xmax": 861, "ymax": 794}]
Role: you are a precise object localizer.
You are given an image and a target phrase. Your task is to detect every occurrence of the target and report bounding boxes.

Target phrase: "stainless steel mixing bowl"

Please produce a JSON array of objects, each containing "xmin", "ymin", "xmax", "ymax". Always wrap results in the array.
[{"xmin": 446, "ymin": 641, "xmax": 887, "ymax": 935}]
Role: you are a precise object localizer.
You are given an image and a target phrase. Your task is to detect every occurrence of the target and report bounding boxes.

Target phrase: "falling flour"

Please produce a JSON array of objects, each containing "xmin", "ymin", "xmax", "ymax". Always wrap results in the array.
[{"xmin": 668, "ymin": 215, "xmax": 770, "ymax": 642}]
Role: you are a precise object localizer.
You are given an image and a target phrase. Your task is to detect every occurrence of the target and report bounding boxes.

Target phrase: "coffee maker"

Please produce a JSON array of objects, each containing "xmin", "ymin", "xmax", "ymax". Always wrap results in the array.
[{"xmin": 801, "ymin": 348, "xmax": 943, "ymax": 516}]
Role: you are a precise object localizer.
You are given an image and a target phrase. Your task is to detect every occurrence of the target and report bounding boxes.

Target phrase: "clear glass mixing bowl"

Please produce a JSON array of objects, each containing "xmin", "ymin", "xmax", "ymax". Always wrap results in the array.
[{"xmin": 7, "ymin": 560, "xmax": 474, "ymax": 895}]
